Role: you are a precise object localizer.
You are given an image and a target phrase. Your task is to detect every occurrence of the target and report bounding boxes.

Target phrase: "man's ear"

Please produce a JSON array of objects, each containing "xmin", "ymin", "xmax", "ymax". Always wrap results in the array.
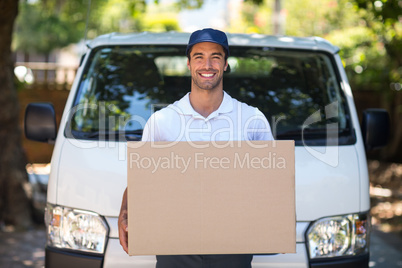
[
  {"xmin": 224, "ymin": 60, "xmax": 228, "ymax": 71},
  {"xmin": 187, "ymin": 59, "xmax": 190, "ymax": 70}
]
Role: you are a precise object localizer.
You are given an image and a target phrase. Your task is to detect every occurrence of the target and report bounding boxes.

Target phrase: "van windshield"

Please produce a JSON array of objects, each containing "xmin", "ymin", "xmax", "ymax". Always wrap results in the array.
[{"xmin": 67, "ymin": 45, "xmax": 355, "ymax": 146}]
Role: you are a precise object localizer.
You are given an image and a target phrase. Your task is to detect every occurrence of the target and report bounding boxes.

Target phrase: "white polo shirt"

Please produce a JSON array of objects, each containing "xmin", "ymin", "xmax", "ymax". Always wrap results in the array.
[{"xmin": 142, "ymin": 91, "xmax": 274, "ymax": 142}]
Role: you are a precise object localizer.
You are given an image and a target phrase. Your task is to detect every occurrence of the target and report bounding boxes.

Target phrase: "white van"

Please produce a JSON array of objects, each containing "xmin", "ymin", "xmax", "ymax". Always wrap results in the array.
[{"xmin": 25, "ymin": 32, "xmax": 389, "ymax": 268}]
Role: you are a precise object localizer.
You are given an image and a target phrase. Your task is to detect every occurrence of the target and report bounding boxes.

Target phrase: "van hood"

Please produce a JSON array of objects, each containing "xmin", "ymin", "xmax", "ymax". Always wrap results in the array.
[
  {"xmin": 56, "ymin": 140, "xmax": 362, "ymax": 220},
  {"xmin": 294, "ymin": 145, "xmax": 362, "ymax": 221}
]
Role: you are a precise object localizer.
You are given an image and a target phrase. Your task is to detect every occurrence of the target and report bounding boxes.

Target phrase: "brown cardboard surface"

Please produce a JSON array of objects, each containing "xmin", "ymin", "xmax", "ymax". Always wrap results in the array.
[{"xmin": 127, "ymin": 140, "xmax": 295, "ymax": 256}]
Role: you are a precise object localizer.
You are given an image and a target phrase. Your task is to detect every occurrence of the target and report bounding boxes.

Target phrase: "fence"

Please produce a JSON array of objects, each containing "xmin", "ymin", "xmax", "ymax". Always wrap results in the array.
[{"xmin": 15, "ymin": 62, "xmax": 78, "ymax": 90}]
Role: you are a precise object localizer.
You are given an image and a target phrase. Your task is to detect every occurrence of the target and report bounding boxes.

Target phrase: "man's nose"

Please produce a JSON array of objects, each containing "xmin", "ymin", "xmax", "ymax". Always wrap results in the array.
[{"xmin": 203, "ymin": 58, "xmax": 212, "ymax": 69}]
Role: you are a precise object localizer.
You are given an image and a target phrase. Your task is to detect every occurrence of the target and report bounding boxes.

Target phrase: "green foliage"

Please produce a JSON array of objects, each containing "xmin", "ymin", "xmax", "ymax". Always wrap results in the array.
[
  {"xmin": 13, "ymin": 0, "xmax": 400, "ymax": 93},
  {"xmin": 13, "ymin": 0, "xmax": 85, "ymax": 54},
  {"xmin": 13, "ymin": 0, "xmax": 181, "ymax": 54},
  {"xmin": 174, "ymin": 0, "xmax": 203, "ymax": 9},
  {"xmin": 354, "ymin": 0, "xmax": 401, "ymax": 22},
  {"xmin": 244, "ymin": 0, "xmax": 265, "ymax": 5},
  {"xmin": 325, "ymin": 0, "xmax": 402, "ymax": 91},
  {"xmin": 93, "ymin": 0, "xmax": 144, "ymax": 35},
  {"xmin": 143, "ymin": 15, "xmax": 180, "ymax": 32},
  {"xmin": 140, "ymin": 1, "xmax": 180, "ymax": 32},
  {"xmin": 327, "ymin": 26, "xmax": 388, "ymax": 90},
  {"xmin": 236, "ymin": 0, "xmax": 401, "ymax": 92},
  {"xmin": 229, "ymin": 0, "xmax": 273, "ymax": 34},
  {"xmin": 285, "ymin": 0, "xmax": 338, "ymax": 36},
  {"xmin": 236, "ymin": 0, "xmax": 363, "ymax": 36}
]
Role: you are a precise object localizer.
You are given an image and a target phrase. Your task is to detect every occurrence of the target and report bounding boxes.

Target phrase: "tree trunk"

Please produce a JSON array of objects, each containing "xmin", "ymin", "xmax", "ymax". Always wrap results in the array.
[
  {"xmin": 0, "ymin": 0, "xmax": 32, "ymax": 229},
  {"xmin": 273, "ymin": 0, "xmax": 285, "ymax": 35}
]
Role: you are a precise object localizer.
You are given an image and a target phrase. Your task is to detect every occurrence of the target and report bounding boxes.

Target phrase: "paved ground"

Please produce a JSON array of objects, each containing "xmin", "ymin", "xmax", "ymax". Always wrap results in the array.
[
  {"xmin": 369, "ymin": 227, "xmax": 402, "ymax": 268},
  {"xmin": 0, "ymin": 225, "xmax": 401, "ymax": 268},
  {"xmin": 0, "ymin": 225, "xmax": 46, "ymax": 268}
]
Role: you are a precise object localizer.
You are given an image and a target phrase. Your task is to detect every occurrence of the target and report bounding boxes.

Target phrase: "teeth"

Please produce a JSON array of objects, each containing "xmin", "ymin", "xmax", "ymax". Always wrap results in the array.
[{"xmin": 201, "ymin": 73, "xmax": 214, "ymax": 77}]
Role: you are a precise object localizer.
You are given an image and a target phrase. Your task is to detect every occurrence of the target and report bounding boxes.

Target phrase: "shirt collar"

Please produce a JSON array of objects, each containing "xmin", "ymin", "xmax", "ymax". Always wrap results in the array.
[{"xmin": 174, "ymin": 91, "xmax": 234, "ymax": 119}]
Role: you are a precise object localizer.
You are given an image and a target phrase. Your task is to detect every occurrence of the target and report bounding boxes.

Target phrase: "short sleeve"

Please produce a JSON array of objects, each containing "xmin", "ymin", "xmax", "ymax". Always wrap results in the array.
[
  {"xmin": 248, "ymin": 108, "xmax": 274, "ymax": 141},
  {"xmin": 141, "ymin": 113, "xmax": 159, "ymax": 142}
]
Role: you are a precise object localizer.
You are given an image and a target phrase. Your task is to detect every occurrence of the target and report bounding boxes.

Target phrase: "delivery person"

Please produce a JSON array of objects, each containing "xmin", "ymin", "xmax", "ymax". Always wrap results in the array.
[{"xmin": 118, "ymin": 28, "xmax": 274, "ymax": 268}]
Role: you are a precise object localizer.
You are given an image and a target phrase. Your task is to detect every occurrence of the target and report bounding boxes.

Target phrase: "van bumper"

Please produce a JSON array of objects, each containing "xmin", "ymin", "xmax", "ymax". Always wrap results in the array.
[
  {"xmin": 45, "ymin": 242, "xmax": 369, "ymax": 268},
  {"xmin": 45, "ymin": 246, "xmax": 103, "ymax": 268},
  {"xmin": 310, "ymin": 253, "xmax": 369, "ymax": 268}
]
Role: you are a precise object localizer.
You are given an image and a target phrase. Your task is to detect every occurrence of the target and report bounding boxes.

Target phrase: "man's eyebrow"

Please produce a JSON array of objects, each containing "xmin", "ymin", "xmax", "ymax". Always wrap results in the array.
[
  {"xmin": 191, "ymin": 52, "xmax": 224, "ymax": 57},
  {"xmin": 192, "ymin": 52, "xmax": 204, "ymax": 57},
  {"xmin": 212, "ymin": 52, "xmax": 223, "ymax": 57}
]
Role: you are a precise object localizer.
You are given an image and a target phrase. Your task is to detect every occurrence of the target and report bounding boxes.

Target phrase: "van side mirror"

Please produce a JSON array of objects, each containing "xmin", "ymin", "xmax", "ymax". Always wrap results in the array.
[
  {"xmin": 361, "ymin": 109, "xmax": 390, "ymax": 151},
  {"xmin": 25, "ymin": 103, "xmax": 57, "ymax": 143}
]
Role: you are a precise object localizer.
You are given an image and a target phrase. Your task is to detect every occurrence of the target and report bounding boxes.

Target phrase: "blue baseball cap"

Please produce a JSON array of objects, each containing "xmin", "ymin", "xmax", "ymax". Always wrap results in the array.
[{"xmin": 186, "ymin": 28, "xmax": 229, "ymax": 58}]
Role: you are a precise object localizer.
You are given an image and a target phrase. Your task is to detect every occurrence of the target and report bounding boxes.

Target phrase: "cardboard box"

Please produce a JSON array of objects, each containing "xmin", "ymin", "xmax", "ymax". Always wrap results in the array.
[{"xmin": 127, "ymin": 140, "xmax": 295, "ymax": 256}]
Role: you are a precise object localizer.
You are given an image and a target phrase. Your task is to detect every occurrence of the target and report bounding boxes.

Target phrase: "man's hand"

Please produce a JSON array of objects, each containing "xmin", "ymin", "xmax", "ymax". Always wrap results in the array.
[{"xmin": 118, "ymin": 188, "xmax": 129, "ymax": 254}]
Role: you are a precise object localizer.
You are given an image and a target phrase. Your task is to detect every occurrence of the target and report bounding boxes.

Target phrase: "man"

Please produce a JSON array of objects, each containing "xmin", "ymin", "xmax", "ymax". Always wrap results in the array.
[{"xmin": 118, "ymin": 28, "xmax": 274, "ymax": 267}]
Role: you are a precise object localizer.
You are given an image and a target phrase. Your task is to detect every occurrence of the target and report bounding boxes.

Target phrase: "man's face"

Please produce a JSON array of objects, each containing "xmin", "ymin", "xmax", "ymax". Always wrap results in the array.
[{"xmin": 187, "ymin": 42, "xmax": 228, "ymax": 91}]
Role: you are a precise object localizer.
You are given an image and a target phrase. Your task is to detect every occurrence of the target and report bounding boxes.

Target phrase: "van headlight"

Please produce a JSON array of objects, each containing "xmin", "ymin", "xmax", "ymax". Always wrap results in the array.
[
  {"xmin": 44, "ymin": 203, "xmax": 109, "ymax": 254},
  {"xmin": 306, "ymin": 213, "xmax": 370, "ymax": 259}
]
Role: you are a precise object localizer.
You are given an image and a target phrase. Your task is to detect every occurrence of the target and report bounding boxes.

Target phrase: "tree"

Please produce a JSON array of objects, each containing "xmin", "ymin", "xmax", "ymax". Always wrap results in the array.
[
  {"xmin": 326, "ymin": 0, "xmax": 402, "ymax": 162},
  {"xmin": 237, "ymin": 0, "xmax": 402, "ymax": 162},
  {"xmin": 3, "ymin": 0, "xmax": 202, "ymax": 229},
  {"xmin": 0, "ymin": 0, "xmax": 33, "ymax": 229},
  {"xmin": 13, "ymin": 0, "xmax": 182, "ymax": 60},
  {"xmin": 14, "ymin": 0, "xmax": 95, "ymax": 61},
  {"xmin": 235, "ymin": 0, "xmax": 359, "ymax": 35},
  {"xmin": 351, "ymin": 0, "xmax": 402, "ymax": 162}
]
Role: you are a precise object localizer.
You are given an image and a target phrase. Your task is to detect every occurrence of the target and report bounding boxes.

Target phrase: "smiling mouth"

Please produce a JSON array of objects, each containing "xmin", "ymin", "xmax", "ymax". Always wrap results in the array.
[{"xmin": 200, "ymin": 73, "xmax": 215, "ymax": 78}]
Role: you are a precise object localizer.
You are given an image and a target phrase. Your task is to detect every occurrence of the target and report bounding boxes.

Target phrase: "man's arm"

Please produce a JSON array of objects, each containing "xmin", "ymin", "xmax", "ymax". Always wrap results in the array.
[
  {"xmin": 118, "ymin": 188, "xmax": 129, "ymax": 254},
  {"xmin": 250, "ymin": 108, "xmax": 274, "ymax": 141},
  {"xmin": 118, "ymin": 112, "xmax": 157, "ymax": 253}
]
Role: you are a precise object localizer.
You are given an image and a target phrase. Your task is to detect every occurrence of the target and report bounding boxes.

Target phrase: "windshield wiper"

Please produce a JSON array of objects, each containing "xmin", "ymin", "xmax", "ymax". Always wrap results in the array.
[
  {"xmin": 82, "ymin": 129, "xmax": 143, "ymax": 141},
  {"xmin": 276, "ymin": 128, "xmax": 341, "ymax": 139}
]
